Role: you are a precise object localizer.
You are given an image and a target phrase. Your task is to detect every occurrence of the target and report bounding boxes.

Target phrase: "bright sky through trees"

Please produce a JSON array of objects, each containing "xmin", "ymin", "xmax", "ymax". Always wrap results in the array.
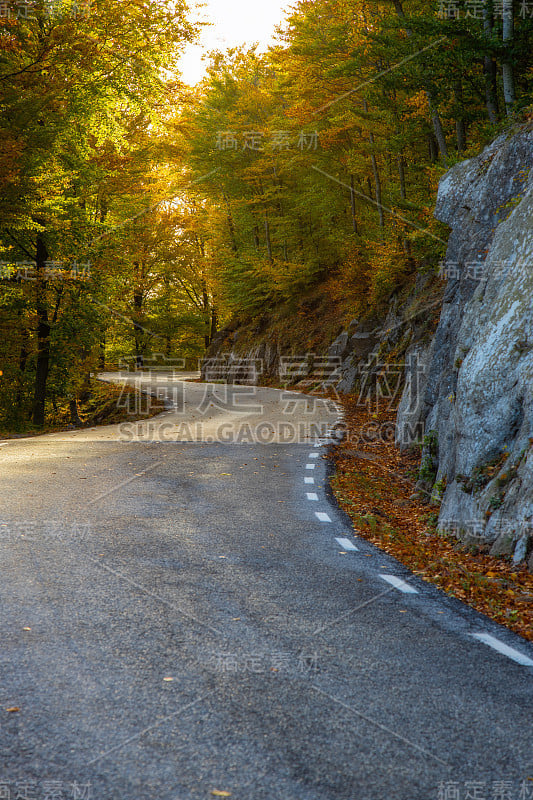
[{"xmin": 179, "ymin": 0, "xmax": 290, "ymax": 84}]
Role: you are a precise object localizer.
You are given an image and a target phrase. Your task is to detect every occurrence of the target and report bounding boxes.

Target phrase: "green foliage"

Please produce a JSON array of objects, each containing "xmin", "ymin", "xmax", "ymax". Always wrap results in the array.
[
  {"xmin": 0, "ymin": 0, "xmax": 204, "ymax": 428},
  {"xmin": 181, "ymin": 0, "xmax": 532, "ymax": 323}
]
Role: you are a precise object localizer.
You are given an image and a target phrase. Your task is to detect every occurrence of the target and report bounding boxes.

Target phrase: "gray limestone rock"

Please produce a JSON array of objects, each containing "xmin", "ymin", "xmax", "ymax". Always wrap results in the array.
[{"xmin": 398, "ymin": 125, "xmax": 533, "ymax": 567}]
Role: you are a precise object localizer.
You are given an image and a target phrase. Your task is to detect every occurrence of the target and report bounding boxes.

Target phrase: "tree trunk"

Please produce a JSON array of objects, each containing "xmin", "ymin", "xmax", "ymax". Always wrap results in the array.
[
  {"xmin": 133, "ymin": 280, "xmax": 144, "ymax": 368},
  {"xmin": 371, "ymin": 151, "xmax": 385, "ymax": 228},
  {"xmin": 502, "ymin": 0, "xmax": 516, "ymax": 116},
  {"xmin": 69, "ymin": 399, "xmax": 83, "ymax": 427},
  {"xmin": 397, "ymin": 156, "xmax": 407, "ymax": 200},
  {"xmin": 16, "ymin": 327, "xmax": 29, "ymax": 412},
  {"xmin": 427, "ymin": 91, "xmax": 448, "ymax": 160},
  {"xmin": 223, "ymin": 192, "xmax": 238, "ymax": 253},
  {"xmin": 202, "ymin": 278, "xmax": 211, "ymax": 349},
  {"xmin": 264, "ymin": 214, "xmax": 273, "ymax": 262},
  {"xmin": 483, "ymin": 1, "xmax": 500, "ymax": 123},
  {"xmin": 401, "ymin": 235, "xmax": 414, "ymax": 268},
  {"xmin": 484, "ymin": 56, "xmax": 499, "ymax": 123},
  {"xmin": 454, "ymin": 81, "xmax": 467, "ymax": 153},
  {"xmin": 32, "ymin": 233, "xmax": 51, "ymax": 427},
  {"xmin": 364, "ymin": 100, "xmax": 385, "ymax": 228},
  {"xmin": 210, "ymin": 307, "xmax": 218, "ymax": 345},
  {"xmin": 428, "ymin": 134, "xmax": 438, "ymax": 163},
  {"xmin": 350, "ymin": 175, "xmax": 359, "ymax": 233},
  {"xmin": 79, "ymin": 370, "xmax": 92, "ymax": 403},
  {"xmin": 99, "ymin": 337, "xmax": 106, "ymax": 370}
]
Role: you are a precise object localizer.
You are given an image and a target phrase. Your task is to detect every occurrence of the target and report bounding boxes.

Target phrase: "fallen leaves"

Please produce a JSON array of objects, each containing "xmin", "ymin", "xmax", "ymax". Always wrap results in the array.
[{"xmin": 331, "ymin": 399, "xmax": 533, "ymax": 642}]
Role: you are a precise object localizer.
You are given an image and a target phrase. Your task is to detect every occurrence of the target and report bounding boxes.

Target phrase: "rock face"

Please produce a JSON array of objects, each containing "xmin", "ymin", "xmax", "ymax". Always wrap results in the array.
[{"xmin": 396, "ymin": 125, "xmax": 533, "ymax": 568}]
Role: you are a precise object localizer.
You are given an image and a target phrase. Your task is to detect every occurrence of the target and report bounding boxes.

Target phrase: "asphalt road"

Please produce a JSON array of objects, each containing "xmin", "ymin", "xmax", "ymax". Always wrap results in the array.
[{"xmin": 0, "ymin": 373, "xmax": 532, "ymax": 800}]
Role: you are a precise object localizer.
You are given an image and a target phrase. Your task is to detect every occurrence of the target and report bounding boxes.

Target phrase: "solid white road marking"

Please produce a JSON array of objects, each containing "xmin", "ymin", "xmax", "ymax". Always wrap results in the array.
[
  {"xmin": 306, "ymin": 492, "xmax": 319, "ymax": 501},
  {"xmin": 470, "ymin": 633, "xmax": 533, "ymax": 667},
  {"xmin": 315, "ymin": 512, "xmax": 332, "ymax": 523},
  {"xmin": 306, "ymin": 463, "xmax": 315, "ymax": 470},
  {"xmin": 379, "ymin": 574, "xmax": 419, "ymax": 594},
  {"xmin": 309, "ymin": 452, "xmax": 319, "ymax": 459},
  {"xmin": 304, "ymin": 477, "xmax": 315, "ymax": 484},
  {"xmin": 335, "ymin": 537, "xmax": 358, "ymax": 551}
]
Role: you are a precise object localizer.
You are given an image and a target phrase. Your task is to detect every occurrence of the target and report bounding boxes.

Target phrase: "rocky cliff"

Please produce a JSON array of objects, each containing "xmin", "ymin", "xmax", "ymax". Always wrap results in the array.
[{"xmin": 397, "ymin": 125, "xmax": 533, "ymax": 570}]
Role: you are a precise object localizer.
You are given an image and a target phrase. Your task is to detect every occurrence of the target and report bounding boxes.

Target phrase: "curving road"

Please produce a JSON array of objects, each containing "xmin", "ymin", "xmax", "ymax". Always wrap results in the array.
[{"xmin": 0, "ymin": 373, "xmax": 532, "ymax": 800}]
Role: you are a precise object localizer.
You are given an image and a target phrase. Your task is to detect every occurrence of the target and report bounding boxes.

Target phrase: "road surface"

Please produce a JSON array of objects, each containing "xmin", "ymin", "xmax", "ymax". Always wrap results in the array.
[{"xmin": 0, "ymin": 373, "xmax": 531, "ymax": 800}]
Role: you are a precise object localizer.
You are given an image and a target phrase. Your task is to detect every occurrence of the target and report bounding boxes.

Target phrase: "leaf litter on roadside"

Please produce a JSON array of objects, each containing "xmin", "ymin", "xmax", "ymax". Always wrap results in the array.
[{"xmin": 330, "ymin": 398, "xmax": 533, "ymax": 642}]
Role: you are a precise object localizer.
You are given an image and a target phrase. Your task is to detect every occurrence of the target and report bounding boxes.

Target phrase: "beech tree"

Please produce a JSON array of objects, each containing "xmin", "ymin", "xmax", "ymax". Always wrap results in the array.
[{"xmin": 0, "ymin": 0, "xmax": 196, "ymax": 426}]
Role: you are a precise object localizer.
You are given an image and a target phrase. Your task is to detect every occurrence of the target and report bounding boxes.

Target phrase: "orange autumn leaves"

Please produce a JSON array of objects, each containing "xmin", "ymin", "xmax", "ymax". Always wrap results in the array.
[{"xmin": 331, "ymin": 398, "xmax": 533, "ymax": 642}]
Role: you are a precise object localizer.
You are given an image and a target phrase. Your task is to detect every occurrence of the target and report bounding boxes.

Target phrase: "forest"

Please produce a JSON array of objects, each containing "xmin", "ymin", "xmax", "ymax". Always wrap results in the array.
[{"xmin": 0, "ymin": 0, "xmax": 532, "ymax": 430}]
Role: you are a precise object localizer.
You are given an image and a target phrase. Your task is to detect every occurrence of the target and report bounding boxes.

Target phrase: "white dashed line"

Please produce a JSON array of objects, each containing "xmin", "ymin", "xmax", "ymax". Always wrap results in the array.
[
  {"xmin": 308, "ymin": 452, "xmax": 319, "ymax": 459},
  {"xmin": 470, "ymin": 633, "xmax": 533, "ymax": 667},
  {"xmin": 315, "ymin": 512, "xmax": 332, "ymax": 523},
  {"xmin": 306, "ymin": 492, "xmax": 319, "ymax": 501},
  {"xmin": 306, "ymin": 463, "xmax": 316, "ymax": 470},
  {"xmin": 379, "ymin": 574, "xmax": 419, "ymax": 594},
  {"xmin": 335, "ymin": 537, "xmax": 358, "ymax": 551},
  {"xmin": 304, "ymin": 477, "xmax": 315, "ymax": 484}
]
